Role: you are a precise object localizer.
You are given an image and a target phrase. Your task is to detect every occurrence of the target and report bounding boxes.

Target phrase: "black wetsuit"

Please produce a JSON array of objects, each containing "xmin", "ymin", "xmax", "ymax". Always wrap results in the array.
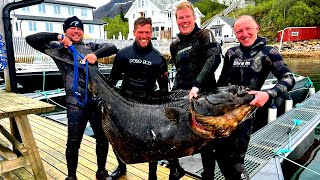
[
  {"xmin": 200, "ymin": 36, "xmax": 295, "ymax": 180},
  {"xmin": 170, "ymin": 24, "xmax": 222, "ymax": 180},
  {"xmin": 26, "ymin": 32, "xmax": 118, "ymax": 177},
  {"xmin": 108, "ymin": 41, "xmax": 168, "ymax": 96},
  {"xmin": 108, "ymin": 41, "xmax": 169, "ymax": 178},
  {"xmin": 170, "ymin": 24, "xmax": 221, "ymax": 92}
]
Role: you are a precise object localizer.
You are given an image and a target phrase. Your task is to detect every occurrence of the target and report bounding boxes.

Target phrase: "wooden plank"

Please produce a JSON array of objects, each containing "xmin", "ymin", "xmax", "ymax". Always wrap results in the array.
[
  {"xmin": 0, "ymin": 156, "xmax": 30, "ymax": 173},
  {"xmin": 14, "ymin": 115, "xmax": 47, "ymax": 180},
  {"xmin": 0, "ymin": 125, "xmax": 27, "ymax": 155},
  {"xmin": 1, "ymin": 116, "xmax": 197, "ymax": 180},
  {"xmin": 0, "ymin": 91, "xmax": 55, "ymax": 118},
  {"xmin": 0, "ymin": 172, "xmax": 20, "ymax": 180},
  {"xmin": 27, "ymin": 115, "xmax": 187, "ymax": 179},
  {"xmin": 9, "ymin": 167, "xmax": 34, "ymax": 180},
  {"xmin": 0, "ymin": 143, "xmax": 17, "ymax": 160},
  {"xmin": 0, "ymin": 98, "xmax": 28, "ymax": 118}
]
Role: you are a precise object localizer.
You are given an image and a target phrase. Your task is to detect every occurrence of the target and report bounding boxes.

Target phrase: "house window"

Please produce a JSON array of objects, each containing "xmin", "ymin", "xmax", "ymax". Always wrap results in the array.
[
  {"xmin": 152, "ymin": 11, "xmax": 154, "ymax": 16},
  {"xmin": 46, "ymin": 23, "xmax": 53, "ymax": 32},
  {"xmin": 133, "ymin": 14, "xmax": 135, "ymax": 19},
  {"xmin": 81, "ymin": 8, "xmax": 87, "ymax": 17},
  {"xmin": 29, "ymin": 22, "xmax": 37, "ymax": 31},
  {"xmin": 68, "ymin": 7, "xmax": 75, "ymax": 16},
  {"xmin": 22, "ymin": 7, "xmax": 30, "ymax": 12},
  {"xmin": 217, "ymin": 20, "xmax": 220, "ymax": 24},
  {"xmin": 88, "ymin": 25, "xmax": 94, "ymax": 34},
  {"xmin": 292, "ymin": 32, "xmax": 299, "ymax": 36},
  {"xmin": 38, "ymin": 4, "xmax": 45, "ymax": 13},
  {"xmin": 139, "ymin": 12, "xmax": 145, "ymax": 17},
  {"xmin": 15, "ymin": 22, "xmax": 19, "ymax": 32},
  {"xmin": 137, "ymin": 0, "xmax": 145, "ymax": 8},
  {"xmin": 53, "ymin": 5, "xmax": 61, "ymax": 14}
]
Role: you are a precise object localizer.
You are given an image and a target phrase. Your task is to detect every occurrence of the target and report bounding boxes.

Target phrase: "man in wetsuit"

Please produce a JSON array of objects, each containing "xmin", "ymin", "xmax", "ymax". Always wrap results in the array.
[
  {"xmin": 170, "ymin": 2, "xmax": 222, "ymax": 179},
  {"xmin": 107, "ymin": 17, "xmax": 183, "ymax": 180},
  {"xmin": 201, "ymin": 15, "xmax": 296, "ymax": 180},
  {"xmin": 26, "ymin": 16, "xmax": 118, "ymax": 180}
]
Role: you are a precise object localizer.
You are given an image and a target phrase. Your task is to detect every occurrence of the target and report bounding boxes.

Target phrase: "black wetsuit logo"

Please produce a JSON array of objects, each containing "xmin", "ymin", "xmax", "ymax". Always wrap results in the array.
[
  {"xmin": 233, "ymin": 60, "xmax": 251, "ymax": 67},
  {"xmin": 129, "ymin": 59, "xmax": 152, "ymax": 66}
]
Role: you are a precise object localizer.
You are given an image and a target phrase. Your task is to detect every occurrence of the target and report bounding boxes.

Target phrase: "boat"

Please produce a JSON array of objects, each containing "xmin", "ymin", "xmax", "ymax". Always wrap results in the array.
[{"xmin": 0, "ymin": 62, "xmax": 112, "ymax": 93}]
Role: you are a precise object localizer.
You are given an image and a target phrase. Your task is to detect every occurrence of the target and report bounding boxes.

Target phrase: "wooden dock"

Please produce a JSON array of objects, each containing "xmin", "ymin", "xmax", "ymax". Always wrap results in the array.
[{"xmin": 0, "ymin": 115, "xmax": 198, "ymax": 180}]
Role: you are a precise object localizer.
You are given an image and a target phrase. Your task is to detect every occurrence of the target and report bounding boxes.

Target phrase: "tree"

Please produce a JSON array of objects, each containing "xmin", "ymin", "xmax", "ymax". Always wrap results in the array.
[
  {"xmin": 287, "ymin": 1, "xmax": 314, "ymax": 26},
  {"xmin": 104, "ymin": 15, "xmax": 129, "ymax": 39}
]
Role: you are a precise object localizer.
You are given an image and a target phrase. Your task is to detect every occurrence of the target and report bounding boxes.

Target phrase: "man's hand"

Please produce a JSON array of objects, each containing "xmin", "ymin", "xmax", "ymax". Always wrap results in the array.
[
  {"xmin": 57, "ymin": 34, "xmax": 72, "ymax": 48},
  {"xmin": 188, "ymin": 87, "xmax": 199, "ymax": 101},
  {"xmin": 82, "ymin": 54, "xmax": 98, "ymax": 64},
  {"xmin": 248, "ymin": 90, "xmax": 270, "ymax": 107}
]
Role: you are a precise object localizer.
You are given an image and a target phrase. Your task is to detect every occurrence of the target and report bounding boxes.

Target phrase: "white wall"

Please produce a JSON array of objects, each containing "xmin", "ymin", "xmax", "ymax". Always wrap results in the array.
[
  {"xmin": 14, "ymin": 4, "xmax": 93, "ymax": 20},
  {"xmin": 126, "ymin": 0, "xmax": 203, "ymax": 40}
]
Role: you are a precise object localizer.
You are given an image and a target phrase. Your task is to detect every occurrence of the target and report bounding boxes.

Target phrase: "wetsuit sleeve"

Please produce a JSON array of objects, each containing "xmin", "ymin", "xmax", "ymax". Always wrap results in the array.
[
  {"xmin": 86, "ymin": 42, "xmax": 118, "ymax": 59},
  {"xmin": 26, "ymin": 32, "xmax": 60, "ymax": 53},
  {"xmin": 169, "ymin": 44, "xmax": 177, "ymax": 66},
  {"xmin": 217, "ymin": 50, "xmax": 232, "ymax": 86},
  {"xmin": 157, "ymin": 58, "xmax": 169, "ymax": 93},
  {"xmin": 266, "ymin": 48, "xmax": 295, "ymax": 98},
  {"xmin": 194, "ymin": 30, "xmax": 221, "ymax": 89},
  {"xmin": 107, "ymin": 52, "xmax": 125, "ymax": 86}
]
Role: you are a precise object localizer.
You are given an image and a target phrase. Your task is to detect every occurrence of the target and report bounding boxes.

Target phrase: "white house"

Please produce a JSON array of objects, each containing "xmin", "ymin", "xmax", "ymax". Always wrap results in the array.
[
  {"xmin": 11, "ymin": 0, "xmax": 106, "ymax": 39},
  {"xmin": 204, "ymin": 15, "xmax": 237, "ymax": 43},
  {"xmin": 124, "ymin": 0, "xmax": 204, "ymax": 40}
]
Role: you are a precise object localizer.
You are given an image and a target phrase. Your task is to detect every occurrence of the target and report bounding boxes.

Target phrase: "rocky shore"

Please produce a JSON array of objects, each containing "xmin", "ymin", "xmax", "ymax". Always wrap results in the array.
[{"xmin": 278, "ymin": 39, "xmax": 320, "ymax": 58}]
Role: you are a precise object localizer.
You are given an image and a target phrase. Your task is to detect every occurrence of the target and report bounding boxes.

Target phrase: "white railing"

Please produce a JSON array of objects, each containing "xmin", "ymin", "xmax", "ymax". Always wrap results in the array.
[{"xmin": 12, "ymin": 37, "xmax": 172, "ymax": 64}]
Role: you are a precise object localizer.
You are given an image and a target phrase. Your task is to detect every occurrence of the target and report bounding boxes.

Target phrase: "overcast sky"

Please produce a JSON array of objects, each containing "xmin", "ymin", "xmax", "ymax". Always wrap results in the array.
[
  {"xmin": 88, "ymin": 0, "xmax": 111, "ymax": 8},
  {"xmin": 61, "ymin": 0, "xmax": 111, "ymax": 8}
]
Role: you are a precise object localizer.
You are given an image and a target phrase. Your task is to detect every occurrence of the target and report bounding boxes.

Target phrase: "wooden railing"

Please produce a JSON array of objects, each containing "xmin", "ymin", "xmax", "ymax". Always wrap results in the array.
[{"xmin": 12, "ymin": 37, "xmax": 172, "ymax": 64}]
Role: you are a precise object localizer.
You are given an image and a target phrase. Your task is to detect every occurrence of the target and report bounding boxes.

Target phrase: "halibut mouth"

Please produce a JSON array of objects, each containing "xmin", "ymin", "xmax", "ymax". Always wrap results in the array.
[{"xmin": 189, "ymin": 85, "xmax": 256, "ymax": 139}]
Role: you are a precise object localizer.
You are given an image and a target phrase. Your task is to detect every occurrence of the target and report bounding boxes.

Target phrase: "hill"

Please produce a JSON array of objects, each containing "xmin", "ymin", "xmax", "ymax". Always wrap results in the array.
[{"xmin": 93, "ymin": 0, "xmax": 201, "ymax": 19}]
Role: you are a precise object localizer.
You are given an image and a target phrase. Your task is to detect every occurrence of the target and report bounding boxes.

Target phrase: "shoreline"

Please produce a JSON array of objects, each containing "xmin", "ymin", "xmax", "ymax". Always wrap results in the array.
[
  {"xmin": 278, "ymin": 39, "xmax": 320, "ymax": 58},
  {"xmin": 281, "ymin": 50, "xmax": 320, "ymax": 58}
]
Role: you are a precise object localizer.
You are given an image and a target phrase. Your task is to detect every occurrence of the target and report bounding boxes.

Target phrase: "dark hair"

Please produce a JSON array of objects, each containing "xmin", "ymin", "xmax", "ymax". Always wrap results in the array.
[
  {"xmin": 63, "ymin": 16, "xmax": 84, "ymax": 32},
  {"xmin": 134, "ymin": 17, "xmax": 152, "ymax": 30}
]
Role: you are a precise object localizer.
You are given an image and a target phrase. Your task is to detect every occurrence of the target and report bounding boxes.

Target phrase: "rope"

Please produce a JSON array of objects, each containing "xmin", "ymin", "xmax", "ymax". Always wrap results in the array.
[
  {"xmin": 61, "ymin": 34, "xmax": 89, "ymax": 106},
  {"xmin": 277, "ymin": 154, "xmax": 320, "ymax": 176},
  {"xmin": 70, "ymin": 45, "xmax": 89, "ymax": 106},
  {"xmin": 275, "ymin": 118, "xmax": 320, "ymax": 176},
  {"xmin": 0, "ymin": 34, "xmax": 8, "ymax": 70}
]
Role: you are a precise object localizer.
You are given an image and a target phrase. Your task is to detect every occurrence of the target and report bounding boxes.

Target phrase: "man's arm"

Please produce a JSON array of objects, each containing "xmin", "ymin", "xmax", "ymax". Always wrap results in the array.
[
  {"xmin": 26, "ymin": 32, "xmax": 60, "ymax": 53},
  {"xmin": 217, "ymin": 49, "xmax": 232, "ymax": 86},
  {"xmin": 157, "ymin": 58, "xmax": 169, "ymax": 93},
  {"xmin": 194, "ymin": 30, "xmax": 222, "ymax": 89},
  {"xmin": 84, "ymin": 43, "xmax": 118, "ymax": 64},
  {"xmin": 107, "ymin": 52, "xmax": 125, "ymax": 86},
  {"xmin": 249, "ymin": 48, "xmax": 295, "ymax": 107},
  {"xmin": 266, "ymin": 48, "xmax": 295, "ymax": 98}
]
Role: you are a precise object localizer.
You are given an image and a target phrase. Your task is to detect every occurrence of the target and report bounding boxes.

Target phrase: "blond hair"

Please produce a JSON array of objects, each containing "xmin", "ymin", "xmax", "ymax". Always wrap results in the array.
[{"xmin": 175, "ymin": 1, "xmax": 195, "ymax": 17}]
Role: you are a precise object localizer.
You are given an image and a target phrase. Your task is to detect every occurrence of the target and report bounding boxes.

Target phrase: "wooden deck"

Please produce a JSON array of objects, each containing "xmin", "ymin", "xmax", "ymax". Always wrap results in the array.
[{"xmin": 0, "ymin": 115, "xmax": 198, "ymax": 180}]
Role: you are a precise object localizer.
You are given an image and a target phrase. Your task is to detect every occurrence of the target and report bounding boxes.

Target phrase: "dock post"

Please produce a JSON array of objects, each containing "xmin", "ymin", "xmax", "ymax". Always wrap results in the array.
[
  {"xmin": 268, "ymin": 100, "xmax": 277, "ymax": 123},
  {"xmin": 309, "ymin": 87, "xmax": 315, "ymax": 96},
  {"xmin": 285, "ymin": 95, "xmax": 293, "ymax": 112}
]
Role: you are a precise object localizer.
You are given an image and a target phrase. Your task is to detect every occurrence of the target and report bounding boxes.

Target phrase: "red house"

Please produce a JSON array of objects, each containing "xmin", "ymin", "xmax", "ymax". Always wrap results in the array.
[{"xmin": 277, "ymin": 27, "xmax": 320, "ymax": 42}]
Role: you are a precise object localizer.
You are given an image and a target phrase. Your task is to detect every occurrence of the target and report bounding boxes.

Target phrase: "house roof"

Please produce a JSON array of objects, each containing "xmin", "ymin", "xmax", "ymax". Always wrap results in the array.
[
  {"xmin": 202, "ymin": 15, "xmax": 235, "ymax": 29},
  {"xmin": 218, "ymin": 16, "xmax": 235, "ymax": 26},
  {"xmin": 14, "ymin": 15, "xmax": 105, "ymax": 25},
  {"xmin": 150, "ymin": 0, "xmax": 172, "ymax": 10},
  {"xmin": 43, "ymin": 0, "xmax": 95, "ymax": 9}
]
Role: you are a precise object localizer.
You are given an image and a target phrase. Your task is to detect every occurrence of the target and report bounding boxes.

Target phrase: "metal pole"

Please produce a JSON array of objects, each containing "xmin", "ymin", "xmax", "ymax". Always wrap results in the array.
[{"xmin": 0, "ymin": 0, "xmax": 10, "ymax": 91}]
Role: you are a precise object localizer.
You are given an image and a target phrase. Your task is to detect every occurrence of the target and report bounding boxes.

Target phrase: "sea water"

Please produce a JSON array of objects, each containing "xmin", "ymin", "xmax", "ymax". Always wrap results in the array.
[{"xmin": 283, "ymin": 58, "xmax": 320, "ymax": 180}]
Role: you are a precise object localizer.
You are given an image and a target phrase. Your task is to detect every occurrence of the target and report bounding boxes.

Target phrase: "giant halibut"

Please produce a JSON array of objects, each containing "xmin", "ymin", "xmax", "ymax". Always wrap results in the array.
[{"xmin": 45, "ymin": 47, "xmax": 256, "ymax": 164}]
